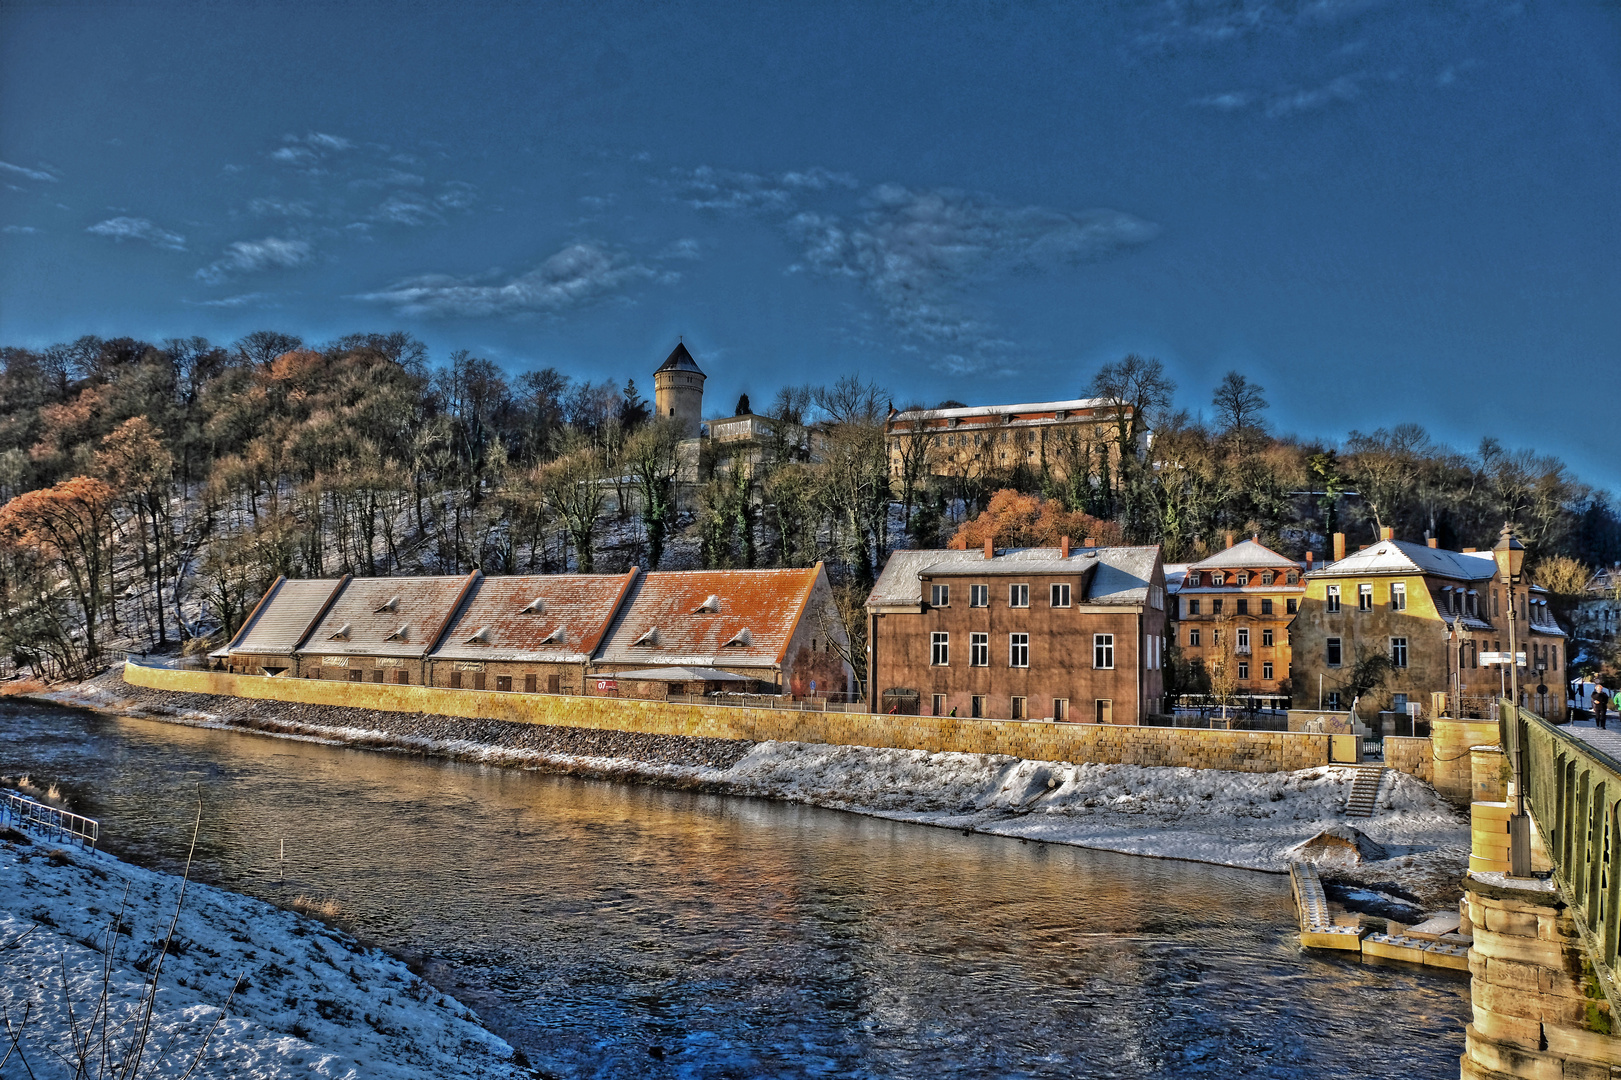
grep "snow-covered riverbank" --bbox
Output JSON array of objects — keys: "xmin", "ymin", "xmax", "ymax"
[
  {"xmin": 43, "ymin": 670, "xmax": 1471, "ymax": 909},
  {"xmin": 0, "ymin": 824, "xmax": 530, "ymax": 1079}
]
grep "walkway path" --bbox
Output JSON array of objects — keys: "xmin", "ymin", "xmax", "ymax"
[{"xmin": 1560, "ymin": 717, "xmax": 1621, "ymax": 763}]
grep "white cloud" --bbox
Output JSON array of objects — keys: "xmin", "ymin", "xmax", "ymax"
[
  {"xmin": 185, "ymin": 292, "xmax": 276, "ymax": 308},
  {"xmin": 353, "ymin": 241, "xmax": 666, "ymax": 317},
  {"xmin": 247, "ymin": 198, "xmax": 315, "ymax": 218},
  {"xmin": 3, "ymin": 225, "xmax": 38, "ymax": 235},
  {"xmin": 195, "ymin": 236, "xmax": 312, "ymax": 283},
  {"xmin": 371, "ymin": 193, "xmax": 442, "ymax": 227},
  {"xmin": 1191, "ymin": 91, "xmax": 1255, "ymax": 111},
  {"xmin": 0, "ymin": 160, "xmax": 58, "ymax": 182},
  {"xmin": 86, "ymin": 216, "xmax": 187, "ymax": 251},
  {"xmin": 304, "ymin": 132, "xmax": 353, "ymax": 152},
  {"xmin": 658, "ymin": 238, "xmax": 703, "ymax": 261},
  {"xmin": 790, "ymin": 185, "xmax": 1158, "ymax": 355},
  {"xmin": 271, "ymin": 133, "xmax": 354, "ymax": 170},
  {"xmin": 1265, "ymin": 74, "xmax": 1364, "ymax": 117}
]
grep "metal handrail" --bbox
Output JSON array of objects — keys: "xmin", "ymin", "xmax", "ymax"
[
  {"xmin": 1508, "ymin": 701, "xmax": 1620, "ymax": 1017},
  {"xmin": 2, "ymin": 791, "xmax": 100, "ymax": 850}
]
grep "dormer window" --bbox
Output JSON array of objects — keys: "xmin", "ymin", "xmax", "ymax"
[
  {"xmin": 1185, "ymin": 572, "xmax": 1200, "ymax": 588},
  {"xmin": 1236, "ymin": 573, "xmax": 1249, "ymax": 587},
  {"xmin": 539, "ymin": 627, "xmax": 564, "ymax": 645},
  {"xmin": 1211, "ymin": 572, "xmax": 1225, "ymax": 587},
  {"xmin": 633, "ymin": 628, "xmax": 658, "ymax": 647},
  {"xmin": 385, "ymin": 624, "xmax": 409, "ymax": 642},
  {"xmin": 329, "ymin": 624, "xmax": 352, "ymax": 641},
  {"xmin": 1286, "ymin": 571, "xmax": 1300, "ymax": 585},
  {"xmin": 463, "ymin": 627, "xmax": 490, "ymax": 644},
  {"xmin": 694, "ymin": 595, "xmax": 721, "ymax": 614},
  {"xmin": 520, "ymin": 598, "xmax": 546, "ymax": 614},
  {"xmin": 1261, "ymin": 571, "xmax": 1275, "ymax": 586},
  {"xmin": 374, "ymin": 596, "xmax": 399, "ymax": 614},
  {"xmin": 724, "ymin": 629, "xmax": 753, "ymax": 647}
]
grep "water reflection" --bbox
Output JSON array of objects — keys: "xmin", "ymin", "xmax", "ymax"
[{"xmin": 1, "ymin": 701, "xmax": 1469, "ymax": 1078}]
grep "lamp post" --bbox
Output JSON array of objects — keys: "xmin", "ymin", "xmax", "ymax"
[{"xmin": 1493, "ymin": 522, "xmax": 1530, "ymax": 877}]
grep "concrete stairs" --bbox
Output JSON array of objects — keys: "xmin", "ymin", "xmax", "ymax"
[{"xmin": 1345, "ymin": 764, "xmax": 1386, "ymax": 818}]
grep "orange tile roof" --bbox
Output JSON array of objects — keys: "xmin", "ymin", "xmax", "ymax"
[
  {"xmin": 429, "ymin": 570, "xmax": 638, "ymax": 663},
  {"xmin": 229, "ymin": 576, "xmax": 347, "ymax": 654},
  {"xmin": 301, "ymin": 574, "xmax": 475, "ymax": 658},
  {"xmin": 594, "ymin": 566, "xmax": 822, "ymax": 669}
]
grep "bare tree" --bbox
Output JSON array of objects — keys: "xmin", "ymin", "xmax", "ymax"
[
  {"xmin": 625, "ymin": 418, "xmax": 685, "ymax": 568},
  {"xmin": 1089, "ymin": 353, "xmax": 1175, "ymax": 539},
  {"xmin": 1211, "ymin": 370, "xmax": 1268, "ymax": 435}
]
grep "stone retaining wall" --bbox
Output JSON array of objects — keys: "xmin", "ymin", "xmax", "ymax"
[
  {"xmin": 124, "ymin": 663, "xmax": 1334, "ymax": 774},
  {"xmin": 1431, "ymin": 718, "xmax": 1501, "ymax": 806},
  {"xmin": 1384, "ymin": 736, "xmax": 1433, "ymax": 784}
]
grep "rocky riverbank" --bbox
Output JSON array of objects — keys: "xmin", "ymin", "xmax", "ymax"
[{"xmin": 40, "ymin": 668, "xmax": 1471, "ymax": 913}]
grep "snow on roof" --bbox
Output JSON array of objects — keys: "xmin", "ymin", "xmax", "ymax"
[
  {"xmin": 891, "ymin": 397, "xmax": 1118, "ymax": 423},
  {"xmin": 607, "ymin": 666, "xmax": 751, "ymax": 682},
  {"xmin": 230, "ymin": 577, "xmax": 347, "ymax": 655},
  {"xmin": 1186, "ymin": 539, "xmax": 1301, "ymax": 571},
  {"xmin": 429, "ymin": 571, "xmax": 637, "ymax": 664},
  {"xmin": 1163, "ymin": 563, "xmax": 1190, "ymax": 594},
  {"xmin": 1311, "ymin": 539, "xmax": 1498, "ymax": 582},
  {"xmin": 594, "ymin": 566, "xmax": 824, "ymax": 669},
  {"xmin": 301, "ymin": 574, "xmax": 475, "ymax": 658},
  {"xmin": 868, "ymin": 546, "xmax": 1161, "ymax": 607}
]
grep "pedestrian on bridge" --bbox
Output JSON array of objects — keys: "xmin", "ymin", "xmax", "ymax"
[{"xmin": 1594, "ymin": 683, "xmax": 1610, "ymax": 730}]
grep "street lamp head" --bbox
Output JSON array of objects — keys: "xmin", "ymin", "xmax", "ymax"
[{"xmin": 1493, "ymin": 522, "xmax": 1526, "ymax": 582}]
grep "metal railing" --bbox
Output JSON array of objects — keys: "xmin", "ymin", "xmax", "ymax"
[
  {"xmin": 2, "ymin": 791, "xmax": 100, "ymax": 850},
  {"xmin": 665, "ymin": 693, "xmax": 867, "ymax": 713},
  {"xmin": 1508, "ymin": 701, "xmax": 1620, "ymax": 1016}
]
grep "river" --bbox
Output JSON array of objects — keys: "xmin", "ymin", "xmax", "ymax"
[{"xmin": 1, "ymin": 699, "xmax": 1470, "ymax": 1079}]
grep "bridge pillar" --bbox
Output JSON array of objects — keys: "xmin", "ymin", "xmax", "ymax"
[{"xmin": 1462, "ymin": 873, "xmax": 1619, "ymax": 1080}]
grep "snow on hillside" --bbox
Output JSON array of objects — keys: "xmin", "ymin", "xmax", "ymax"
[{"xmin": 0, "ymin": 827, "xmax": 529, "ymax": 1080}]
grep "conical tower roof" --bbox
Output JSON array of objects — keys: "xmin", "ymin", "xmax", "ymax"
[{"xmin": 655, "ymin": 341, "xmax": 705, "ymax": 375}]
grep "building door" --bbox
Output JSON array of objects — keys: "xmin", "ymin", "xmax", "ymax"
[
  {"xmin": 524, "ymin": 674, "xmax": 538, "ymax": 693},
  {"xmin": 971, "ymin": 695, "xmax": 985, "ymax": 719},
  {"xmin": 547, "ymin": 674, "xmax": 562, "ymax": 693},
  {"xmin": 373, "ymin": 670, "xmax": 384, "ymax": 684},
  {"xmin": 473, "ymin": 672, "xmax": 487, "ymax": 691},
  {"xmin": 932, "ymin": 694, "xmax": 945, "ymax": 716},
  {"xmin": 1095, "ymin": 698, "xmax": 1113, "ymax": 724},
  {"xmin": 348, "ymin": 669, "xmax": 363, "ymax": 683},
  {"xmin": 396, "ymin": 670, "xmax": 410, "ymax": 685},
  {"xmin": 1053, "ymin": 698, "xmax": 1068, "ymax": 722},
  {"xmin": 450, "ymin": 671, "xmax": 462, "ymax": 689},
  {"xmin": 496, "ymin": 675, "xmax": 512, "ymax": 692}
]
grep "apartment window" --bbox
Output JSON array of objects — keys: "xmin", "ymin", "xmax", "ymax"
[
  {"xmin": 1011, "ymin": 697, "xmax": 1027, "ymax": 720},
  {"xmin": 1238, "ymin": 662, "xmax": 1249, "ymax": 680},
  {"xmin": 547, "ymin": 673, "xmax": 562, "ymax": 693},
  {"xmin": 1262, "ymin": 662, "xmax": 1274, "ymax": 680},
  {"xmin": 931, "ymin": 584, "xmax": 951, "ymax": 607},
  {"xmin": 1009, "ymin": 633, "xmax": 1030, "ymax": 668},
  {"xmin": 1213, "ymin": 629, "xmax": 1222, "ymax": 645},
  {"xmin": 1050, "ymin": 583, "xmax": 1071, "ymax": 608},
  {"xmin": 931, "ymin": 632, "xmax": 950, "ymax": 666},
  {"xmin": 1326, "ymin": 691, "xmax": 1342, "ymax": 709},
  {"xmin": 1262, "ymin": 628, "xmax": 1274, "ymax": 648},
  {"xmin": 1286, "ymin": 598, "xmax": 1298, "ymax": 615},
  {"xmin": 1390, "ymin": 582, "xmax": 1406, "ymax": 611},
  {"xmin": 1326, "ymin": 586, "xmax": 1341, "ymax": 613},
  {"xmin": 397, "ymin": 670, "xmax": 410, "ymax": 685},
  {"xmin": 1187, "ymin": 598, "xmax": 1201, "ymax": 616},
  {"xmin": 1053, "ymin": 698, "xmax": 1069, "ymax": 722},
  {"xmin": 932, "ymin": 694, "xmax": 945, "ymax": 716},
  {"xmin": 473, "ymin": 672, "xmax": 487, "ymax": 691},
  {"xmin": 1358, "ymin": 583, "xmax": 1373, "ymax": 611},
  {"xmin": 970, "ymin": 584, "xmax": 989, "ymax": 608},
  {"xmin": 1237, "ymin": 627, "xmax": 1250, "ymax": 650},
  {"xmin": 1237, "ymin": 598, "xmax": 1249, "ymax": 616},
  {"xmin": 524, "ymin": 673, "xmax": 538, "ymax": 693},
  {"xmin": 1188, "ymin": 628, "xmax": 1201, "ymax": 647},
  {"xmin": 1009, "ymin": 584, "xmax": 1029, "ymax": 608},
  {"xmin": 1093, "ymin": 633, "xmax": 1114, "ymax": 669},
  {"xmin": 1326, "ymin": 637, "xmax": 1343, "ymax": 667},
  {"xmin": 1261, "ymin": 598, "xmax": 1274, "ymax": 615},
  {"xmin": 1553, "ymin": 646, "xmax": 1559, "ymax": 670},
  {"xmin": 450, "ymin": 671, "xmax": 463, "ymax": 689},
  {"xmin": 372, "ymin": 670, "xmax": 384, "ymax": 684},
  {"xmin": 970, "ymin": 632, "xmax": 989, "ymax": 667},
  {"xmin": 971, "ymin": 695, "xmax": 985, "ymax": 719},
  {"xmin": 1095, "ymin": 699, "xmax": 1113, "ymax": 724},
  {"xmin": 1391, "ymin": 637, "xmax": 1408, "ymax": 669}
]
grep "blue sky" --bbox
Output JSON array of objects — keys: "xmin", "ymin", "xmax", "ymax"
[{"xmin": 2, "ymin": 1, "xmax": 1618, "ymax": 491}]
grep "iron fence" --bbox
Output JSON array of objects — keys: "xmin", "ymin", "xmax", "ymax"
[
  {"xmin": 1510, "ymin": 701, "xmax": 1621, "ymax": 1018},
  {"xmin": 2, "ymin": 791, "xmax": 100, "ymax": 850}
]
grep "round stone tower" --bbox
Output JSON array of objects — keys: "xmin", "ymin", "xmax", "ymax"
[{"xmin": 653, "ymin": 341, "xmax": 706, "ymax": 437}]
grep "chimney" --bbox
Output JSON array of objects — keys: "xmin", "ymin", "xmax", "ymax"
[
  {"xmin": 1061, "ymin": 535, "xmax": 1070, "ymax": 559},
  {"xmin": 1083, "ymin": 536, "xmax": 1096, "ymax": 548},
  {"xmin": 1252, "ymin": 533, "xmax": 1259, "ymax": 543},
  {"xmin": 1379, "ymin": 526, "xmax": 1394, "ymax": 542},
  {"xmin": 984, "ymin": 538, "xmax": 994, "ymax": 560},
  {"xmin": 1427, "ymin": 537, "xmax": 1439, "ymax": 548},
  {"xmin": 1462, "ymin": 547, "xmax": 1477, "ymax": 553},
  {"xmin": 1224, "ymin": 531, "xmax": 1234, "ymax": 550},
  {"xmin": 1306, "ymin": 552, "xmax": 1314, "ymax": 569},
  {"xmin": 1332, "ymin": 532, "xmax": 1346, "ymax": 562}
]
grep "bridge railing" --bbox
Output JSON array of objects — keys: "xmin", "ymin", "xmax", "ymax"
[{"xmin": 1508, "ymin": 701, "xmax": 1620, "ymax": 1016}]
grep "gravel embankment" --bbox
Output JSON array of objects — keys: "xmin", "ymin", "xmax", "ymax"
[{"xmin": 49, "ymin": 668, "xmax": 755, "ymax": 782}]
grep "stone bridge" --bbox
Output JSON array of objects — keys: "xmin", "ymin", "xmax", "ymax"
[{"xmin": 1462, "ymin": 705, "xmax": 1620, "ymax": 1079}]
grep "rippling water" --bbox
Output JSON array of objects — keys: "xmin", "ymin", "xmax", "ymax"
[{"xmin": 1, "ymin": 700, "xmax": 1470, "ymax": 1078}]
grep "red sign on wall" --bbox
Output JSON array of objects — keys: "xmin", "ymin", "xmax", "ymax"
[{"xmin": 595, "ymin": 678, "xmax": 619, "ymax": 693}]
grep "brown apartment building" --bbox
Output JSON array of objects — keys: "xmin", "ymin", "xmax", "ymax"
[
  {"xmin": 865, "ymin": 540, "xmax": 1168, "ymax": 723},
  {"xmin": 884, "ymin": 397, "xmax": 1139, "ymax": 483},
  {"xmin": 1166, "ymin": 538, "xmax": 1305, "ymax": 699}
]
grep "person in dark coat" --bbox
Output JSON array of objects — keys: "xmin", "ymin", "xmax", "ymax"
[{"xmin": 1594, "ymin": 683, "xmax": 1611, "ymax": 730}]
